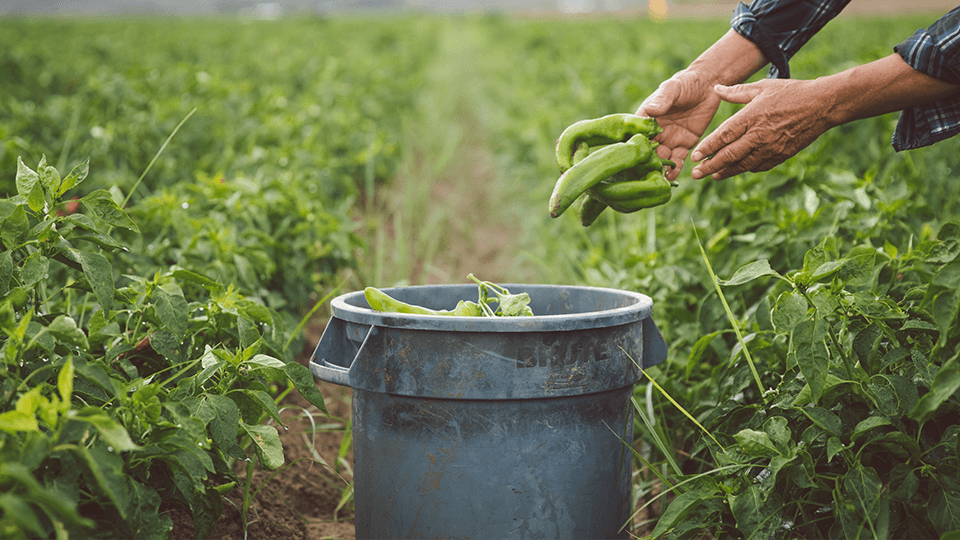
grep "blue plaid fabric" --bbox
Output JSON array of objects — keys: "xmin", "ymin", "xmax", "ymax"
[{"xmin": 730, "ymin": 1, "xmax": 960, "ymax": 151}]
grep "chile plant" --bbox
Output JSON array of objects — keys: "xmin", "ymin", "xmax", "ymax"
[
  {"xmin": 639, "ymin": 225, "xmax": 960, "ymax": 539},
  {"xmin": 0, "ymin": 157, "xmax": 327, "ymax": 539}
]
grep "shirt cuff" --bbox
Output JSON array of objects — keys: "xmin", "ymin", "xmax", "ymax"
[
  {"xmin": 892, "ymin": 104, "xmax": 960, "ymax": 151},
  {"xmin": 730, "ymin": 2, "xmax": 791, "ymax": 79}
]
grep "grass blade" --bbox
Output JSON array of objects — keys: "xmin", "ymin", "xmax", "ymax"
[{"xmin": 692, "ymin": 224, "xmax": 767, "ymax": 401}]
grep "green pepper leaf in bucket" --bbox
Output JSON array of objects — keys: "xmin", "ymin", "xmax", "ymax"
[{"xmin": 468, "ymin": 273, "xmax": 534, "ymax": 317}]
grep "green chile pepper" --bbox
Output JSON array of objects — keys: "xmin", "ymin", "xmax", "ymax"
[
  {"xmin": 556, "ymin": 114, "xmax": 661, "ymax": 173},
  {"xmin": 594, "ymin": 171, "xmax": 673, "ymax": 212},
  {"xmin": 365, "ymin": 287, "xmax": 485, "ymax": 317},
  {"xmin": 549, "ymin": 133, "xmax": 654, "ymax": 218},
  {"xmin": 365, "ymin": 287, "xmax": 452, "ymax": 315},
  {"xmin": 577, "ymin": 193, "xmax": 608, "ymax": 227}
]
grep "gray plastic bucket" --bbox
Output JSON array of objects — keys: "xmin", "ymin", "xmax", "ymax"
[{"xmin": 309, "ymin": 283, "xmax": 666, "ymax": 540}]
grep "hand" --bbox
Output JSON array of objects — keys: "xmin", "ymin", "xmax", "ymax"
[
  {"xmin": 637, "ymin": 70, "xmax": 723, "ymax": 182},
  {"xmin": 690, "ymin": 78, "xmax": 834, "ymax": 180}
]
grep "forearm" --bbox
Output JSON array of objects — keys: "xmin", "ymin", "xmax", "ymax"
[
  {"xmin": 822, "ymin": 53, "xmax": 960, "ymax": 128},
  {"xmin": 687, "ymin": 29, "xmax": 769, "ymax": 87}
]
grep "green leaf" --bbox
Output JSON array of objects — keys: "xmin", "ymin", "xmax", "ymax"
[
  {"xmin": 851, "ymin": 416, "xmax": 892, "ymax": 443},
  {"xmin": 170, "ymin": 269, "xmax": 223, "ymax": 293},
  {"xmin": 240, "ymin": 422, "xmax": 284, "ymax": 470},
  {"xmin": 793, "ymin": 319, "xmax": 829, "ymax": 405},
  {"xmin": 15, "ymin": 157, "xmax": 39, "ymax": 198},
  {"xmin": 763, "ymin": 416, "xmax": 791, "ymax": 450},
  {"xmin": 238, "ymin": 314, "xmax": 261, "ymax": 348},
  {"xmin": 231, "ymin": 389, "xmax": 284, "ymax": 428},
  {"xmin": 37, "ymin": 155, "xmax": 61, "ymax": 195},
  {"xmin": 650, "ymin": 490, "xmax": 706, "ymax": 539},
  {"xmin": 0, "ymin": 410, "xmax": 39, "ymax": 433},
  {"xmin": 851, "ymin": 291, "xmax": 907, "ymax": 320},
  {"xmin": 76, "ymin": 409, "xmax": 140, "ymax": 451},
  {"xmin": 796, "ymin": 406, "xmax": 842, "ymax": 437},
  {"xmin": 245, "ymin": 354, "xmax": 286, "ymax": 370},
  {"xmin": 148, "ymin": 329, "xmax": 182, "ymax": 361},
  {"xmin": 888, "ymin": 463, "xmax": 919, "ymax": 502},
  {"xmin": 0, "ymin": 493, "xmax": 45, "ymax": 536},
  {"xmin": 58, "ymin": 357, "xmax": 74, "ymax": 404},
  {"xmin": 125, "ymin": 481, "xmax": 173, "ymax": 540},
  {"xmin": 687, "ymin": 330, "xmax": 722, "ymax": 378},
  {"xmin": 720, "ymin": 259, "xmax": 783, "ymax": 286},
  {"xmin": 928, "ymin": 221, "xmax": 960, "ymax": 263},
  {"xmin": 870, "ymin": 431, "xmax": 921, "ymax": 460},
  {"xmin": 73, "ymin": 443, "xmax": 130, "ymax": 519},
  {"xmin": 496, "ymin": 290, "xmax": 533, "ymax": 316},
  {"xmin": 20, "ymin": 251, "xmax": 49, "ymax": 288},
  {"xmin": 48, "ymin": 315, "xmax": 90, "ymax": 350},
  {"xmin": 1, "ymin": 204, "xmax": 29, "ymax": 248},
  {"xmin": 239, "ymin": 301, "xmax": 273, "ymax": 324},
  {"xmin": 77, "ymin": 250, "xmax": 114, "ymax": 312},
  {"xmin": 729, "ymin": 484, "xmax": 783, "ymax": 540},
  {"xmin": 844, "ymin": 463, "xmax": 882, "ymax": 520},
  {"xmin": 929, "ymin": 487, "xmax": 960, "ymax": 534},
  {"xmin": 853, "ymin": 324, "xmax": 881, "ymax": 369},
  {"xmin": 930, "ymin": 287, "xmax": 960, "ymax": 352},
  {"xmin": 283, "ymin": 361, "xmax": 328, "ymax": 415},
  {"xmin": 58, "ymin": 158, "xmax": 89, "ymax": 196},
  {"xmin": 26, "ymin": 180, "xmax": 45, "ymax": 214},
  {"xmin": 910, "ymin": 353, "xmax": 960, "ymax": 424},
  {"xmin": 810, "ymin": 259, "xmax": 845, "ymax": 282},
  {"xmin": 826, "ymin": 436, "xmax": 845, "ymax": 462},
  {"xmin": 771, "ymin": 291, "xmax": 808, "ymax": 334},
  {"xmin": 198, "ymin": 394, "xmax": 243, "ymax": 457},
  {"xmin": 839, "ymin": 245, "xmax": 877, "ymax": 287},
  {"xmin": 80, "ymin": 189, "xmax": 140, "ymax": 232},
  {"xmin": 155, "ymin": 285, "xmax": 188, "ymax": 338},
  {"xmin": 734, "ymin": 428, "xmax": 781, "ymax": 457},
  {"xmin": 0, "ymin": 251, "xmax": 12, "ymax": 295},
  {"xmin": 932, "ymin": 259, "xmax": 960, "ymax": 291}
]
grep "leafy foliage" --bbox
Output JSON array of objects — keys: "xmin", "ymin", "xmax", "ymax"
[
  {"xmin": 2, "ymin": 12, "xmax": 960, "ymax": 540},
  {"xmin": 0, "ymin": 158, "xmax": 327, "ymax": 539},
  {"xmin": 643, "ymin": 226, "xmax": 960, "ymax": 539}
]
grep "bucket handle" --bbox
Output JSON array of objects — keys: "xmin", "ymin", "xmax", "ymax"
[
  {"xmin": 308, "ymin": 317, "xmax": 376, "ymax": 388},
  {"xmin": 641, "ymin": 317, "xmax": 668, "ymax": 369},
  {"xmin": 310, "ymin": 358, "xmax": 351, "ymax": 387}
]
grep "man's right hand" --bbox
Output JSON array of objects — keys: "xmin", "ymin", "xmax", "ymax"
[{"xmin": 637, "ymin": 69, "xmax": 723, "ymax": 182}]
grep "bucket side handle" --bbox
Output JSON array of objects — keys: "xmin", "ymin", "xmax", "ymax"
[
  {"xmin": 309, "ymin": 317, "xmax": 376, "ymax": 387},
  {"xmin": 642, "ymin": 317, "xmax": 668, "ymax": 368}
]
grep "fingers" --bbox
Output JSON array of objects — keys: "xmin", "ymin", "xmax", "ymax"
[
  {"xmin": 688, "ymin": 82, "xmax": 767, "ymax": 180},
  {"xmin": 713, "ymin": 82, "xmax": 764, "ymax": 105},
  {"xmin": 690, "ymin": 113, "xmax": 749, "ymax": 166}
]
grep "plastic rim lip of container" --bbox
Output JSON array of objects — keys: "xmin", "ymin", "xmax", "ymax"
[{"xmin": 329, "ymin": 283, "xmax": 655, "ymax": 333}]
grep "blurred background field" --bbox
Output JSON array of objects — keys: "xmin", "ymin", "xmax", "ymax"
[{"xmin": 3, "ymin": 2, "xmax": 959, "ymax": 538}]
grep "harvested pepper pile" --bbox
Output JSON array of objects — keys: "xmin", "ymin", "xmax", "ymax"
[
  {"xmin": 550, "ymin": 113, "xmax": 676, "ymax": 226},
  {"xmin": 364, "ymin": 274, "xmax": 534, "ymax": 317}
]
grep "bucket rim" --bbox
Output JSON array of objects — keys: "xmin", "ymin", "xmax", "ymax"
[{"xmin": 330, "ymin": 283, "xmax": 654, "ymax": 332}]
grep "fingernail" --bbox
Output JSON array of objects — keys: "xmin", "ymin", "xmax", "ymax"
[{"xmin": 691, "ymin": 151, "xmax": 702, "ymax": 161}]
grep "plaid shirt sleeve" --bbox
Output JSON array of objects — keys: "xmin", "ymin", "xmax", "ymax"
[
  {"xmin": 732, "ymin": 1, "xmax": 960, "ymax": 151},
  {"xmin": 892, "ymin": 6, "xmax": 960, "ymax": 151},
  {"xmin": 730, "ymin": 0, "xmax": 853, "ymax": 79}
]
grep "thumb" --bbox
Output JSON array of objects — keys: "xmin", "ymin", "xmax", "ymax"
[
  {"xmin": 639, "ymin": 79, "xmax": 681, "ymax": 117},
  {"xmin": 714, "ymin": 82, "xmax": 764, "ymax": 105}
]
